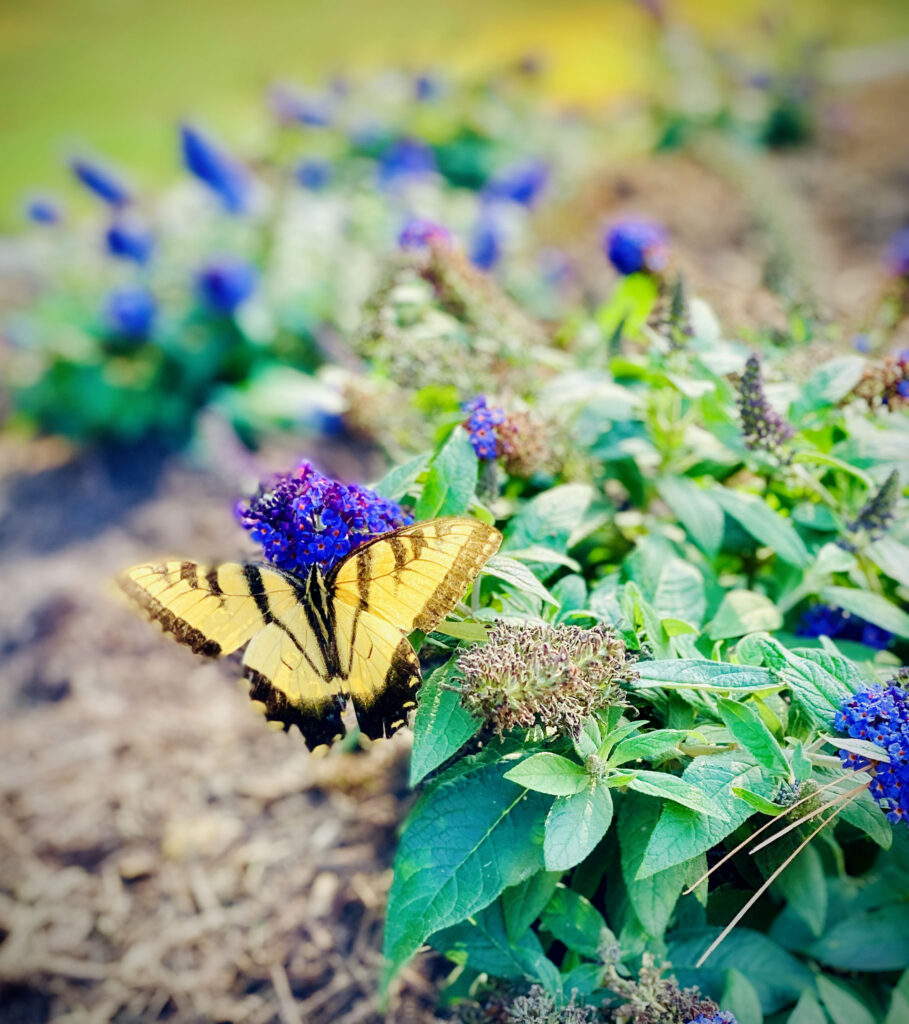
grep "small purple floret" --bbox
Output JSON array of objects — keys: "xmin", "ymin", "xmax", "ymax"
[
  {"xmin": 685, "ymin": 1015, "xmax": 737, "ymax": 1024},
  {"xmin": 604, "ymin": 219, "xmax": 668, "ymax": 275},
  {"xmin": 797, "ymin": 604, "xmax": 892, "ymax": 650},
  {"xmin": 236, "ymin": 460, "xmax": 413, "ymax": 576},
  {"xmin": 397, "ymin": 217, "xmax": 451, "ymax": 250},
  {"xmin": 464, "ymin": 396, "xmax": 505, "ymax": 460}
]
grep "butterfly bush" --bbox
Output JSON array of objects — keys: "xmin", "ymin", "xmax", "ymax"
[
  {"xmin": 607, "ymin": 955, "xmax": 729, "ymax": 1024},
  {"xmin": 735, "ymin": 354, "xmax": 793, "ymax": 458},
  {"xmin": 236, "ymin": 460, "xmax": 412, "ymax": 575},
  {"xmin": 836, "ymin": 683, "xmax": 909, "ymax": 823}
]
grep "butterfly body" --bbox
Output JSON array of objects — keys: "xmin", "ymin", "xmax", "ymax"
[{"xmin": 119, "ymin": 518, "xmax": 500, "ymax": 749}]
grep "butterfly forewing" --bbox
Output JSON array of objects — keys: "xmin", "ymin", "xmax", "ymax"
[{"xmin": 329, "ymin": 518, "xmax": 502, "ymax": 634}]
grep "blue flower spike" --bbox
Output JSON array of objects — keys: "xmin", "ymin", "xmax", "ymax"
[
  {"xmin": 196, "ymin": 257, "xmax": 258, "ymax": 314},
  {"xmin": 26, "ymin": 196, "xmax": 63, "ymax": 225},
  {"xmin": 464, "ymin": 395, "xmax": 505, "ymax": 460},
  {"xmin": 105, "ymin": 219, "xmax": 154, "ymax": 265},
  {"xmin": 180, "ymin": 123, "xmax": 251, "ymax": 214},
  {"xmin": 604, "ymin": 218, "xmax": 669, "ymax": 275},
  {"xmin": 70, "ymin": 157, "xmax": 132, "ymax": 207},
  {"xmin": 236, "ymin": 460, "xmax": 413, "ymax": 576}
]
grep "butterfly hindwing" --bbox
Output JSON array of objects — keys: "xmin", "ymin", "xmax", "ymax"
[{"xmin": 328, "ymin": 518, "xmax": 502, "ymax": 634}]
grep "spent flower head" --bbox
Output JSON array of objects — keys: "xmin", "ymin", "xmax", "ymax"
[
  {"xmin": 609, "ymin": 954, "xmax": 722, "ymax": 1024},
  {"xmin": 236, "ymin": 460, "xmax": 413, "ymax": 576},
  {"xmin": 852, "ymin": 351, "xmax": 909, "ymax": 412},
  {"xmin": 836, "ymin": 683, "xmax": 909, "ymax": 824},
  {"xmin": 735, "ymin": 354, "xmax": 793, "ymax": 460},
  {"xmin": 458, "ymin": 622, "xmax": 634, "ymax": 737}
]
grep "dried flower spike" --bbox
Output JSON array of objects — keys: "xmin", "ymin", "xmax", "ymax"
[
  {"xmin": 457, "ymin": 622, "xmax": 634, "ymax": 737},
  {"xmin": 608, "ymin": 953, "xmax": 723, "ymax": 1024},
  {"xmin": 852, "ymin": 351, "xmax": 909, "ymax": 412},
  {"xmin": 735, "ymin": 354, "xmax": 793, "ymax": 460}
]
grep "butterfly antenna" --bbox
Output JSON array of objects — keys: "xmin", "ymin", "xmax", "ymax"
[
  {"xmin": 695, "ymin": 786, "xmax": 865, "ymax": 969},
  {"xmin": 747, "ymin": 779, "xmax": 870, "ymax": 856},
  {"xmin": 682, "ymin": 774, "xmax": 847, "ymax": 896}
]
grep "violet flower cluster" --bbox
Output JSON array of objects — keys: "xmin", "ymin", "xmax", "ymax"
[
  {"xmin": 836, "ymin": 683, "xmax": 909, "ymax": 824},
  {"xmin": 236, "ymin": 460, "xmax": 413, "ymax": 576},
  {"xmin": 736, "ymin": 354, "xmax": 793, "ymax": 459},
  {"xmin": 464, "ymin": 395, "xmax": 506, "ymax": 460},
  {"xmin": 797, "ymin": 604, "xmax": 892, "ymax": 650}
]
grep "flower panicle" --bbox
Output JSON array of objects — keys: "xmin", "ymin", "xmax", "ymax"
[
  {"xmin": 457, "ymin": 622, "xmax": 635, "ymax": 737},
  {"xmin": 836, "ymin": 683, "xmax": 909, "ymax": 824},
  {"xmin": 843, "ymin": 469, "xmax": 901, "ymax": 546},
  {"xmin": 463, "ymin": 396, "xmax": 554, "ymax": 477},
  {"xmin": 735, "ymin": 354, "xmax": 793, "ymax": 460},
  {"xmin": 236, "ymin": 460, "xmax": 413, "ymax": 576}
]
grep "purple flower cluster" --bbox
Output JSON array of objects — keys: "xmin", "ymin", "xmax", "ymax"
[
  {"xmin": 836, "ymin": 684, "xmax": 909, "ymax": 824},
  {"xmin": 604, "ymin": 219, "xmax": 669, "ymax": 275},
  {"xmin": 378, "ymin": 137, "xmax": 436, "ymax": 188},
  {"xmin": 464, "ymin": 396, "xmax": 505, "ymax": 460},
  {"xmin": 397, "ymin": 217, "xmax": 451, "ymax": 251},
  {"xmin": 797, "ymin": 604, "xmax": 892, "ymax": 650},
  {"xmin": 685, "ymin": 1015, "xmax": 737, "ymax": 1024},
  {"xmin": 236, "ymin": 460, "xmax": 413, "ymax": 576},
  {"xmin": 196, "ymin": 257, "xmax": 257, "ymax": 314},
  {"xmin": 736, "ymin": 354, "xmax": 793, "ymax": 458}
]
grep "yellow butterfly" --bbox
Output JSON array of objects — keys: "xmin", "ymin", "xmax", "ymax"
[{"xmin": 119, "ymin": 518, "xmax": 501, "ymax": 749}]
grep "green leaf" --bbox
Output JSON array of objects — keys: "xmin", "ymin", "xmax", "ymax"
[
  {"xmin": 869, "ymin": 536, "xmax": 909, "ymax": 588},
  {"xmin": 717, "ymin": 697, "xmax": 790, "ymax": 777},
  {"xmin": 410, "ymin": 659, "xmax": 482, "ymax": 787},
  {"xmin": 809, "ymin": 904, "xmax": 909, "ymax": 971},
  {"xmin": 483, "ymin": 555, "xmax": 559, "ymax": 605},
  {"xmin": 504, "ymin": 753, "xmax": 591, "ymax": 796},
  {"xmin": 653, "ymin": 558, "xmax": 707, "ymax": 626},
  {"xmin": 628, "ymin": 770, "xmax": 725, "ymax": 818},
  {"xmin": 544, "ymin": 785, "xmax": 614, "ymax": 871},
  {"xmin": 707, "ymin": 590, "xmax": 783, "ymax": 640},
  {"xmin": 505, "ymin": 546, "xmax": 582, "ymax": 571},
  {"xmin": 501, "ymin": 870, "xmax": 561, "ymax": 943},
  {"xmin": 415, "ymin": 427, "xmax": 478, "ymax": 519},
  {"xmin": 816, "ymin": 975, "xmax": 878, "ymax": 1024},
  {"xmin": 753, "ymin": 637, "xmax": 851, "ymax": 729},
  {"xmin": 669, "ymin": 927, "xmax": 814, "ymax": 1013},
  {"xmin": 711, "ymin": 487, "xmax": 811, "ymax": 567},
  {"xmin": 372, "ymin": 452, "xmax": 430, "ymax": 501},
  {"xmin": 639, "ymin": 751, "xmax": 776, "ymax": 877},
  {"xmin": 503, "ymin": 483, "xmax": 594, "ymax": 555},
  {"xmin": 788, "ymin": 990, "xmax": 829, "ymax": 1024},
  {"xmin": 799, "ymin": 355, "xmax": 867, "ymax": 408},
  {"xmin": 657, "ymin": 476, "xmax": 724, "ymax": 558},
  {"xmin": 619, "ymin": 793, "xmax": 688, "ymax": 938},
  {"xmin": 434, "ymin": 620, "xmax": 490, "ymax": 642},
  {"xmin": 722, "ymin": 968, "xmax": 764, "ymax": 1024},
  {"xmin": 611, "ymin": 729, "xmax": 690, "ymax": 766},
  {"xmin": 731, "ymin": 788, "xmax": 788, "ymax": 815},
  {"xmin": 772, "ymin": 843, "xmax": 826, "ymax": 938},
  {"xmin": 634, "ymin": 659, "xmax": 777, "ymax": 693},
  {"xmin": 820, "ymin": 586, "xmax": 909, "ymax": 640},
  {"xmin": 383, "ymin": 759, "xmax": 551, "ymax": 980},
  {"xmin": 539, "ymin": 884, "xmax": 615, "ymax": 958},
  {"xmin": 886, "ymin": 971, "xmax": 909, "ymax": 1024},
  {"xmin": 595, "ymin": 272, "xmax": 659, "ymax": 337},
  {"xmin": 431, "ymin": 900, "xmax": 553, "ymax": 982},
  {"xmin": 834, "ymin": 785, "xmax": 892, "ymax": 849}
]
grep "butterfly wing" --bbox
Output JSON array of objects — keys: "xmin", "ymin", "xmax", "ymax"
[
  {"xmin": 328, "ymin": 517, "xmax": 502, "ymax": 635},
  {"xmin": 119, "ymin": 560, "xmax": 300, "ymax": 656}
]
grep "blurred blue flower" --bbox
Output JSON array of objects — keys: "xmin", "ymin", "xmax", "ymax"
[
  {"xmin": 885, "ymin": 227, "xmax": 909, "ymax": 278},
  {"xmin": 484, "ymin": 160, "xmax": 548, "ymax": 207},
  {"xmin": 604, "ymin": 219, "xmax": 669, "ymax": 275},
  {"xmin": 797, "ymin": 603, "xmax": 892, "ymax": 649},
  {"xmin": 180, "ymin": 123, "xmax": 250, "ymax": 214},
  {"xmin": 236, "ymin": 459, "xmax": 413, "ymax": 576},
  {"xmin": 469, "ymin": 216, "xmax": 503, "ymax": 271},
  {"xmin": 105, "ymin": 220, "xmax": 154, "ymax": 264},
  {"xmin": 397, "ymin": 217, "xmax": 451, "ymax": 250},
  {"xmin": 414, "ymin": 72, "xmax": 442, "ymax": 102},
  {"xmin": 104, "ymin": 285, "xmax": 156, "ymax": 339},
  {"xmin": 853, "ymin": 333, "xmax": 872, "ymax": 354},
  {"xmin": 196, "ymin": 257, "xmax": 257, "ymax": 314},
  {"xmin": 295, "ymin": 158, "xmax": 333, "ymax": 191},
  {"xmin": 685, "ymin": 1015, "xmax": 737, "ymax": 1024},
  {"xmin": 269, "ymin": 85, "xmax": 332, "ymax": 127},
  {"xmin": 70, "ymin": 157, "xmax": 132, "ymax": 207},
  {"xmin": 378, "ymin": 137, "xmax": 436, "ymax": 188},
  {"xmin": 25, "ymin": 196, "xmax": 63, "ymax": 225}
]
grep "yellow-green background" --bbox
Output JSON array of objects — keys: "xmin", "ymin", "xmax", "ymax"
[{"xmin": 1, "ymin": 0, "xmax": 907, "ymax": 224}]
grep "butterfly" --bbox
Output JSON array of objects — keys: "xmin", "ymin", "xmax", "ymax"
[{"xmin": 119, "ymin": 517, "xmax": 501, "ymax": 750}]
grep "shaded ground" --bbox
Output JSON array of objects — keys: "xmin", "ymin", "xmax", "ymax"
[{"xmin": 1, "ymin": 71, "xmax": 907, "ymax": 1024}]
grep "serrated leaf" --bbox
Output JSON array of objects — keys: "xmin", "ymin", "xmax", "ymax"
[
  {"xmin": 886, "ymin": 971, "xmax": 909, "ymax": 1024},
  {"xmin": 639, "ymin": 751, "xmax": 776, "ymax": 877},
  {"xmin": 539, "ymin": 884, "xmax": 614, "ymax": 958},
  {"xmin": 753, "ymin": 637, "xmax": 851, "ymax": 729},
  {"xmin": 712, "ymin": 487, "xmax": 811, "ymax": 567},
  {"xmin": 820, "ymin": 586, "xmax": 909, "ymax": 640},
  {"xmin": 501, "ymin": 870, "xmax": 561, "ymax": 943},
  {"xmin": 628, "ymin": 770, "xmax": 725, "ymax": 818},
  {"xmin": 544, "ymin": 784, "xmax": 614, "ymax": 871},
  {"xmin": 410, "ymin": 659, "xmax": 482, "ymax": 787},
  {"xmin": 707, "ymin": 590, "xmax": 783, "ymax": 640},
  {"xmin": 772, "ymin": 842, "xmax": 826, "ymax": 938},
  {"xmin": 483, "ymin": 555, "xmax": 559, "ymax": 606},
  {"xmin": 383, "ymin": 759, "xmax": 551, "ymax": 980},
  {"xmin": 372, "ymin": 452, "xmax": 430, "ymax": 501},
  {"xmin": 619, "ymin": 793, "xmax": 688, "ymax": 937},
  {"xmin": 717, "ymin": 697, "xmax": 790, "ymax": 777},
  {"xmin": 653, "ymin": 558, "xmax": 707, "ymax": 626},
  {"xmin": 504, "ymin": 753, "xmax": 590, "ymax": 796},
  {"xmin": 833, "ymin": 782, "xmax": 892, "ymax": 849},
  {"xmin": 415, "ymin": 427, "xmax": 478, "ymax": 519},
  {"xmin": 611, "ymin": 729, "xmax": 690, "ymax": 766},
  {"xmin": 502, "ymin": 484, "xmax": 594, "ymax": 555},
  {"xmin": 657, "ymin": 477, "xmax": 725, "ymax": 558}
]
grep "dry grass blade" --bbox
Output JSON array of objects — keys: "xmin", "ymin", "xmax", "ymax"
[{"xmin": 747, "ymin": 781, "xmax": 870, "ymax": 855}]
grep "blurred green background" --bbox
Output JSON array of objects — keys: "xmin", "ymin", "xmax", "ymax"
[{"xmin": 1, "ymin": 0, "xmax": 907, "ymax": 224}]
